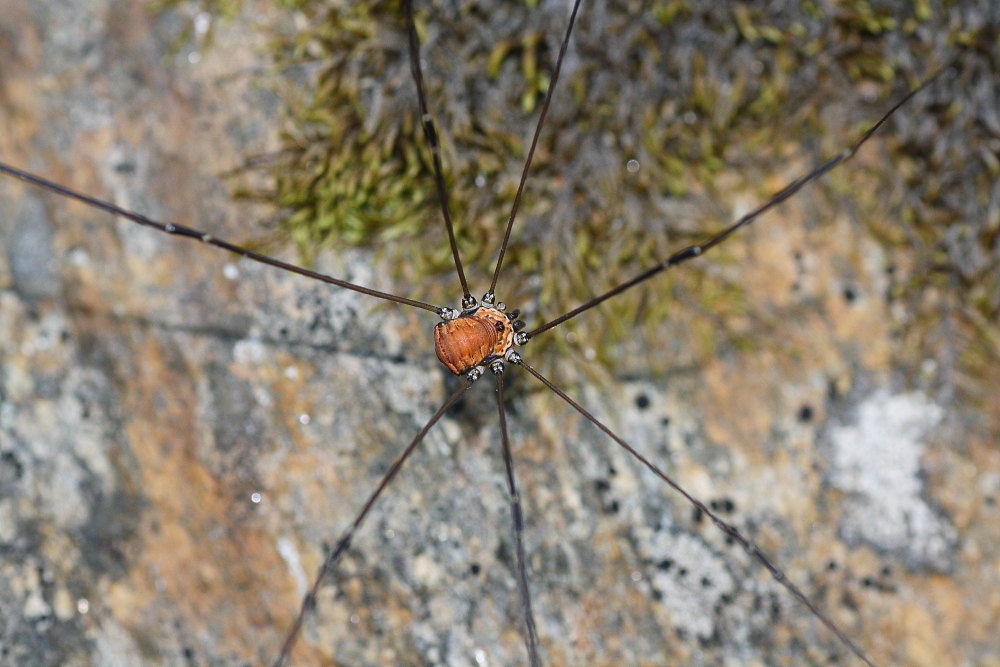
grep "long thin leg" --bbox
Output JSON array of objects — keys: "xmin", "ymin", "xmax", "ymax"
[
  {"xmin": 494, "ymin": 371, "xmax": 541, "ymax": 667},
  {"xmin": 404, "ymin": 0, "xmax": 472, "ymax": 304},
  {"xmin": 272, "ymin": 380, "xmax": 472, "ymax": 667},
  {"xmin": 488, "ymin": 0, "xmax": 584, "ymax": 297},
  {"xmin": 527, "ymin": 66, "xmax": 948, "ymax": 338},
  {"xmin": 0, "ymin": 163, "xmax": 444, "ymax": 314},
  {"xmin": 517, "ymin": 361, "xmax": 876, "ymax": 667}
]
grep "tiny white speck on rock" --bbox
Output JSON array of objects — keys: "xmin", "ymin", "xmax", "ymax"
[
  {"xmin": 233, "ymin": 338, "xmax": 267, "ymax": 364},
  {"xmin": 277, "ymin": 537, "xmax": 308, "ymax": 600},
  {"xmin": 23, "ymin": 589, "xmax": 51, "ymax": 620},
  {"xmin": 68, "ymin": 247, "xmax": 89, "ymax": 267},
  {"xmin": 193, "ymin": 11, "xmax": 211, "ymax": 37}
]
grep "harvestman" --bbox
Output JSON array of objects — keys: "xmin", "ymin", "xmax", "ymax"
[{"xmin": 0, "ymin": 1, "xmax": 950, "ymax": 664}]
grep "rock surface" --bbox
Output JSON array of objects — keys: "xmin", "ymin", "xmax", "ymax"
[{"xmin": 0, "ymin": 1, "xmax": 997, "ymax": 666}]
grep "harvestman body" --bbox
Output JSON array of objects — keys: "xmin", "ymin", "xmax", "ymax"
[
  {"xmin": 433, "ymin": 295, "xmax": 526, "ymax": 379},
  {"xmin": 0, "ymin": 0, "xmax": 957, "ymax": 664}
]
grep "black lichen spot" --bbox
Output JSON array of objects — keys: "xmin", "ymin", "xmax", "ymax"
[
  {"xmin": 657, "ymin": 559, "xmax": 674, "ymax": 571},
  {"xmin": 635, "ymin": 393, "xmax": 651, "ymax": 410},
  {"xmin": 797, "ymin": 404, "xmax": 814, "ymax": 422},
  {"xmin": 843, "ymin": 286, "xmax": 857, "ymax": 303},
  {"xmin": 826, "ymin": 378, "xmax": 840, "ymax": 401},
  {"xmin": 1, "ymin": 451, "xmax": 24, "ymax": 483},
  {"xmin": 708, "ymin": 498, "xmax": 735, "ymax": 513},
  {"xmin": 469, "ymin": 562, "xmax": 481, "ymax": 575},
  {"xmin": 593, "ymin": 478, "xmax": 619, "ymax": 514}
]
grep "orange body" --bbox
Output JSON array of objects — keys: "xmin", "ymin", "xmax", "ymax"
[{"xmin": 434, "ymin": 306, "xmax": 514, "ymax": 375}]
